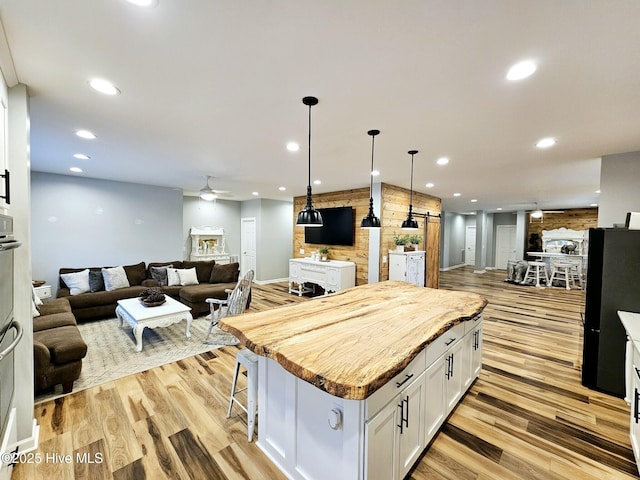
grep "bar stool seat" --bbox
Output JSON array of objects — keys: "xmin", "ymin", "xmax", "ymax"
[
  {"xmin": 521, "ymin": 261, "xmax": 549, "ymax": 288},
  {"xmin": 549, "ymin": 262, "xmax": 576, "ymax": 290},
  {"xmin": 227, "ymin": 348, "xmax": 259, "ymax": 441}
]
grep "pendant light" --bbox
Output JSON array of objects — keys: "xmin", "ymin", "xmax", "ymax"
[
  {"xmin": 401, "ymin": 150, "xmax": 420, "ymax": 230},
  {"xmin": 296, "ymin": 96, "xmax": 323, "ymax": 227},
  {"xmin": 361, "ymin": 129, "xmax": 381, "ymax": 229}
]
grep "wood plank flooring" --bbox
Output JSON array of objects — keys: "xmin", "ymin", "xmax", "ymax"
[{"xmin": 13, "ymin": 269, "xmax": 639, "ymax": 479}]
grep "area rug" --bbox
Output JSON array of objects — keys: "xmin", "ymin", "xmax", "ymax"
[{"xmin": 35, "ymin": 315, "xmax": 238, "ymax": 404}]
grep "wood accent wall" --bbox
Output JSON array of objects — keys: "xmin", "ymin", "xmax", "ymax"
[
  {"xmin": 525, "ymin": 208, "xmax": 598, "ymax": 250},
  {"xmin": 293, "ymin": 188, "xmax": 371, "ymax": 285},
  {"xmin": 380, "ymin": 183, "xmax": 442, "ymax": 288},
  {"xmin": 293, "ymin": 183, "xmax": 442, "ymax": 288}
]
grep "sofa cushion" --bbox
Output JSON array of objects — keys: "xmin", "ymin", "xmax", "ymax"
[
  {"xmin": 102, "ymin": 266, "xmax": 131, "ymax": 291},
  {"xmin": 64, "ymin": 286, "xmax": 147, "ymax": 309},
  {"xmin": 183, "ymin": 260, "xmax": 215, "ymax": 284},
  {"xmin": 38, "ymin": 297, "xmax": 72, "ymax": 316},
  {"xmin": 210, "ymin": 262, "xmax": 240, "ymax": 284},
  {"xmin": 33, "ymin": 325, "xmax": 87, "ymax": 364},
  {"xmin": 123, "ymin": 262, "xmax": 147, "ymax": 286},
  {"xmin": 60, "ymin": 269, "xmax": 91, "ymax": 295},
  {"xmin": 89, "ymin": 270, "xmax": 105, "ymax": 292},
  {"xmin": 33, "ymin": 311, "xmax": 77, "ymax": 332},
  {"xmin": 148, "ymin": 261, "xmax": 183, "ymax": 274},
  {"xmin": 167, "ymin": 267, "xmax": 181, "ymax": 286},
  {"xmin": 179, "ymin": 282, "xmax": 237, "ymax": 304}
]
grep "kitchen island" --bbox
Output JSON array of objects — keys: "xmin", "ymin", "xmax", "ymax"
[{"xmin": 220, "ymin": 281, "xmax": 487, "ymax": 480}]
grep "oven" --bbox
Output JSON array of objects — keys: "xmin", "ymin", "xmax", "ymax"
[{"xmin": 0, "ymin": 214, "xmax": 22, "ymax": 440}]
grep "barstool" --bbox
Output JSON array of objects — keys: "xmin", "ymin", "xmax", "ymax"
[
  {"xmin": 549, "ymin": 262, "xmax": 576, "ymax": 290},
  {"xmin": 521, "ymin": 261, "xmax": 549, "ymax": 288},
  {"xmin": 227, "ymin": 348, "xmax": 259, "ymax": 441}
]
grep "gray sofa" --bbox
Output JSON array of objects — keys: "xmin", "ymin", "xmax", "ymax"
[{"xmin": 57, "ymin": 260, "xmax": 244, "ymax": 321}]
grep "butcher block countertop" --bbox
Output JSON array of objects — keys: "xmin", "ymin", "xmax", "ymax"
[{"xmin": 220, "ymin": 281, "xmax": 488, "ymax": 400}]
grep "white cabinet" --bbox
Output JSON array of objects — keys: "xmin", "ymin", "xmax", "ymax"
[
  {"xmin": 189, "ymin": 226, "xmax": 230, "ymax": 264},
  {"xmin": 389, "ymin": 251, "xmax": 425, "ymax": 287},
  {"xmin": 620, "ymin": 311, "xmax": 640, "ymax": 469},
  {"xmin": 288, "ymin": 258, "xmax": 356, "ymax": 296}
]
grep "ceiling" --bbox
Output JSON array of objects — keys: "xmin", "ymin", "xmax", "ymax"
[{"xmin": 1, "ymin": 1, "xmax": 639, "ymax": 214}]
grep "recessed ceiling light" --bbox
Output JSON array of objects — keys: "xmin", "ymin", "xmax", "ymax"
[
  {"xmin": 126, "ymin": 0, "xmax": 158, "ymax": 7},
  {"xmin": 313, "ymin": 180, "xmax": 321, "ymax": 185},
  {"xmin": 88, "ymin": 78, "xmax": 120, "ymax": 96},
  {"xmin": 506, "ymin": 60, "xmax": 537, "ymax": 81},
  {"xmin": 286, "ymin": 142, "xmax": 300, "ymax": 152},
  {"xmin": 76, "ymin": 129, "xmax": 96, "ymax": 139},
  {"xmin": 425, "ymin": 183, "xmax": 434, "ymax": 188},
  {"xmin": 471, "ymin": 199, "xmax": 478, "ymax": 203},
  {"xmin": 74, "ymin": 153, "xmax": 90, "ymax": 160},
  {"xmin": 497, "ymin": 207, "xmax": 503, "ymax": 211},
  {"xmin": 70, "ymin": 167, "xmax": 83, "ymax": 173},
  {"xmin": 371, "ymin": 170, "xmax": 380, "ymax": 177},
  {"xmin": 436, "ymin": 157, "xmax": 449, "ymax": 166},
  {"xmin": 595, "ymin": 190, "xmax": 601, "ymax": 194},
  {"xmin": 278, "ymin": 186, "xmax": 286, "ymax": 191},
  {"xmin": 536, "ymin": 137, "xmax": 556, "ymax": 148},
  {"xmin": 591, "ymin": 203, "xmax": 598, "ymax": 207},
  {"xmin": 453, "ymin": 192, "xmax": 461, "ymax": 197},
  {"xmin": 252, "ymin": 191, "xmax": 259, "ymax": 196}
]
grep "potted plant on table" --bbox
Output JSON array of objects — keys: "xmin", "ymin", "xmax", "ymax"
[
  {"xmin": 318, "ymin": 246, "xmax": 330, "ymax": 261},
  {"xmin": 408, "ymin": 234, "xmax": 422, "ymax": 250},
  {"xmin": 393, "ymin": 233, "xmax": 408, "ymax": 253}
]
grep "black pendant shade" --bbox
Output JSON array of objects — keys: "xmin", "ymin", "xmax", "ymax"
[
  {"xmin": 361, "ymin": 129, "xmax": 381, "ymax": 229},
  {"xmin": 401, "ymin": 150, "xmax": 420, "ymax": 230},
  {"xmin": 296, "ymin": 96, "xmax": 323, "ymax": 227}
]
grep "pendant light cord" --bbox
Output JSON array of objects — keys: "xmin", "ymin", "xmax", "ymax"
[
  {"xmin": 307, "ymin": 103, "xmax": 312, "ymax": 189},
  {"xmin": 369, "ymin": 134, "xmax": 375, "ymax": 194},
  {"xmin": 409, "ymin": 152, "xmax": 414, "ymax": 209}
]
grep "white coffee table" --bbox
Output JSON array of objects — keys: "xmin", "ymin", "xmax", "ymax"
[{"xmin": 116, "ymin": 296, "xmax": 193, "ymax": 352}]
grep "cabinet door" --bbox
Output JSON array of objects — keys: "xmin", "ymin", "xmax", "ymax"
[
  {"xmin": 471, "ymin": 326, "xmax": 483, "ymax": 380},
  {"xmin": 365, "ymin": 399, "xmax": 399, "ymax": 480},
  {"xmin": 388, "ymin": 254, "xmax": 405, "ymax": 281},
  {"xmin": 289, "ymin": 262, "xmax": 300, "ymax": 281},
  {"xmin": 397, "ymin": 372, "xmax": 426, "ymax": 479},
  {"xmin": 445, "ymin": 340, "xmax": 464, "ymax": 414},
  {"xmin": 424, "ymin": 356, "xmax": 446, "ymax": 444},
  {"xmin": 327, "ymin": 267, "xmax": 339, "ymax": 291},
  {"xmin": 406, "ymin": 254, "xmax": 425, "ymax": 287}
]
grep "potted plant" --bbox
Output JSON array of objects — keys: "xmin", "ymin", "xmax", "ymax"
[
  {"xmin": 318, "ymin": 246, "xmax": 330, "ymax": 261},
  {"xmin": 393, "ymin": 233, "xmax": 407, "ymax": 253},
  {"xmin": 409, "ymin": 235, "xmax": 422, "ymax": 249}
]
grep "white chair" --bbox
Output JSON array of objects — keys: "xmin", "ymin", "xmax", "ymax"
[
  {"xmin": 521, "ymin": 261, "xmax": 549, "ymax": 288},
  {"xmin": 204, "ymin": 269, "xmax": 254, "ymax": 339},
  {"xmin": 227, "ymin": 348, "xmax": 259, "ymax": 441}
]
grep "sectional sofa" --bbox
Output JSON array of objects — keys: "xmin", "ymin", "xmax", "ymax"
[{"xmin": 56, "ymin": 260, "xmax": 244, "ymax": 321}]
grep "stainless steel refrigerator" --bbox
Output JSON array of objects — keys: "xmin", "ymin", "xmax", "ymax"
[{"xmin": 582, "ymin": 227, "xmax": 640, "ymax": 397}]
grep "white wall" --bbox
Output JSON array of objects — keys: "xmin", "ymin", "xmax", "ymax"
[
  {"xmin": 31, "ymin": 172, "xmax": 183, "ymax": 290},
  {"xmin": 440, "ymin": 212, "xmax": 466, "ymax": 269},
  {"xmin": 599, "ymin": 151, "xmax": 640, "ymax": 227}
]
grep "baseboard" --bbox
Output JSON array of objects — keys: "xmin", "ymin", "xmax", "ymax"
[
  {"xmin": 440, "ymin": 264, "xmax": 466, "ymax": 272},
  {"xmin": 254, "ymin": 277, "xmax": 288, "ymax": 285},
  {"xmin": 473, "ymin": 269, "xmax": 487, "ymax": 274}
]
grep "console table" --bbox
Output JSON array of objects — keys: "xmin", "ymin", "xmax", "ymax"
[{"xmin": 288, "ymin": 258, "xmax": 356, "ymax": 296}]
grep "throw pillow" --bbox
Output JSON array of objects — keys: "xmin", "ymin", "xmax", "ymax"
[
  {"xmin": 150, "ymin": 265, "xmax": 172, "ymax": 286},
  {"xmin": 89, "ymin": 270, "xmax": 105, "ymax": 292},
  {"xmin": 210, "ymin": 262, "xmax": 240, "ymax": 283},
  {"xmin": 166, "ymin": 267, "xmax": 181, "ymax": 287},
  {"xmin": 102, "ymin": 266, "xmax": 130, "ymax": 291},
  {"xmin": 123, "ymin": 261, "xmax": 147, "ymax": 286},
  {"xmin": 177, "ymin": 267, "xmax": 199, "ymax": 286},
  {"xmin": 31, "ymin": 285, "xmax": 42, "ymax": 317},
  {"xmin": 60, "ymin": 269, "xmax": 91, "ymax": 295}
]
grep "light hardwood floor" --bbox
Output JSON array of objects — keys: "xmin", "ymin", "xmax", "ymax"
[{"xmin": 13, "ymin": 268, "xmax": 639, "ymax": 479}]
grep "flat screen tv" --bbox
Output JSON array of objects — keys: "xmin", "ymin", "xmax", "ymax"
[{"xmin": 304, "ymin": 206, "xmax": 354, "ymax": 246}]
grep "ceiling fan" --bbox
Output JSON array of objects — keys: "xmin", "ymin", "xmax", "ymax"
[
  {"xmin": 199, "ymin": 176, "xmax": 231, "ymax": 201},
  {"xmin": 528, "ymin": 203, "xmax": 564, "ymax": 222}
]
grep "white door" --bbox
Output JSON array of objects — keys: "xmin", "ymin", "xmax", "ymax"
[
  {"xmin": 495, "ymin": 225, "xmax": 517, "ymax": 270},
  {"xmin": 465, "ymin": 226, "xmax": 476, "ymax": 266},
  {"xmin": 241, "ymin": 217, "xmax": 256, "ymax": 277}
]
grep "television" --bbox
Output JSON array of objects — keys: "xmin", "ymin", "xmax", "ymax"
[{"xmin": 304, "ymin": 206, "xmax": 354, "ymax": 246}]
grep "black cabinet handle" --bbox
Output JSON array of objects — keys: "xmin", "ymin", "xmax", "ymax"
[
  {"xmin": 396, "ymin": 373, "xmax": 414, "ymax": 388},
  {"xmin": 635, "ymin": 367, "xmax": 640, "ymax": 381},
  {"xmin": 635, "ymin": 388, "xmax": 640, "ymax": 424},
  {"xmin": 0, "ymin": 169, "xmax": 9, "ymax": 205},
  {"xmin": 450, "ymin": 353, "xmax": 454, "ymax": 378},
  {"xmin": 445, "ymin": 337, "xmax": 456, "ymax": 346},
  {"xmin": 397, "ymin": 401, "xmax": 404, "ymax": 434},
  {"xmin": 403, "ymin": 396, "xmax": 409, "ymax": 429}
]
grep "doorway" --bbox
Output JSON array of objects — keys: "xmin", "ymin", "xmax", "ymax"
[
  {"xmin": 495, "ymin": 225, "xmax": 517, "ymax": 269},
  {"xmin": 465, "ymin": 226, "xmax": 476, "ymax": 266},
  {"xmin": 240, "ymin": 217, "xmax": 256, "ymax": 277}
]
